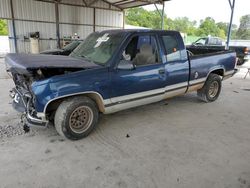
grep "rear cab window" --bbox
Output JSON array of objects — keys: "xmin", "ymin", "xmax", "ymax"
[{"xmin": 161, "ymin": 35, "xmax": 182, "ymax": 62}]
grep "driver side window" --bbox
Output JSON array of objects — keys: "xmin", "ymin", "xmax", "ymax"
[{"xmin": 121, "ymin": 35, "xmax": 160, "ymax": 67}]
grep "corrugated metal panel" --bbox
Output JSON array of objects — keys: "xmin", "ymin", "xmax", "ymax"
[
  {"xmin": 13, "ymin": 0, "xmax": 55, "ymax": 22},
  {"xmin": 95, "ymin": 26, "xmax": 120, "ymax": 32},
  {"xmin": 0, "ymin": 0, "xmax": 11, "ymax": 18},
  {"xmin": 89, "ymin": 0, "xmax": 120, "ymax": 10},
  {"xmin": 9, "ymin": 40, "xmax": 15, "ymax": 53},
  {"xmin": 16, "ymin": 40, "xmax": 29, "ymax": 53},
  {"xmin": 7, "ymin": 20, "xmax": 14, "ymax": 37},
  {"xmin": 104, "ymin": 0, "xmax": 163, "ymax": 9},
  {"xmin": 39, "ymin": 40, "xmax": 57, "ymax": 51},
  {"xmin": 16, "ymin": 40, "xmax": 56, "ymax": 53},
  {"xmin": 60, "ymin": 0, "xmax": 117, "ymax": 10},
  {"xmin": 91, "ymin": 0, "xmax": 109, "ymax": 9},
  {"xmin": 16, "ymin": 40, "xmax": 57, "ymax": 53},
  {"xmin": 59, "ymin": 4, "xmax": 93, "ymax": 24},
  {"xmin": 15, "ymin": 21, "xmax": 56, "ymax": 39},
  {"xmin": 96, "ymin": 9, "xmax": 123, "ymax": 27},
  {"xmin": 60, "ymin": 0, "xmax": 85, "ymax": 6},
  {"xmin": 60, "ymin": 24, "xmax": 93, "ymax": 39}
]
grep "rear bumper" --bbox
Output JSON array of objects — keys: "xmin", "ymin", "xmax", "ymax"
[{"xmin": 10, "ymin": 88, "xmax": 48, "ymax": 126}]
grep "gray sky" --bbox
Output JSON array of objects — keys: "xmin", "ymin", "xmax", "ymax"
[{"xmin": 144, "ymin": 0, "xmax": 250, "ymax": 26}]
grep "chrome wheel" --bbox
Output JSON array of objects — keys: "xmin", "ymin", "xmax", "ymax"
[
  {"xmin": 208, "ymin": 81, "xmax": 219, "ymax": 98},
  {"xmin": 69, "ymin": 106, "xmax": 93, "ymax": 134}
]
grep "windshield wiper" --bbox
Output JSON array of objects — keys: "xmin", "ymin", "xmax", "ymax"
[
  {"xmin": 79, "ymin": 55, "xmax": 88, "ymax": 58},
  {"xmin": 75, "ymin": 53, "xmax": 90, "ymax": 61},
  {"xmin": 91, "ymin": 61, "xmax": 104, "ymax": 66}
]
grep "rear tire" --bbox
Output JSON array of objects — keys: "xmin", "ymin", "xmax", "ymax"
[
  {"xmin": 197, "ymin": 73, "xmax": 222, "ymax": 102},
  {"xmin": 54, "ymin": 96, "xmax": 99, "ymax": 140}
]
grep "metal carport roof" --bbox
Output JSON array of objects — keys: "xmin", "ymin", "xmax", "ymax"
[
  {"xmin": 37, "ymin": 0, "xmax": 169, "ymax": 10},
  {"xmin": 101, "ymin": 0, "xmax": 168, "ymax": 9}
]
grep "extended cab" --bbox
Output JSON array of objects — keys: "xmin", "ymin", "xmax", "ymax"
[
  {"xmin": 187, "ymin": 36, "xmax": 250, "ymax": 65},
  {"xmin": 5, "ymin": 30, "xmax": 237, "ymax": 140}
]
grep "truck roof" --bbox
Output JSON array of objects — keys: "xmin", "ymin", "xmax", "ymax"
[{"xmin": 97, "ymin": 29, "xmax": 180, "ymax": 35}]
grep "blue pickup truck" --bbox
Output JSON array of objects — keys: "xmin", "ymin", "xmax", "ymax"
[{"xmin": 5, "ymin": 30, "xmax": 237, "ymax": 140}]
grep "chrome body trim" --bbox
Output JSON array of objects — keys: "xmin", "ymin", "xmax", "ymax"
[
  {"xmin": 189, "ymin": 78, "xmax": 206, "ymax": 85},
  {"xmin": 109, "ymin": 81, "xmax": 188, "ymax": 105},
  {"xmin": 104, "ymin": 87, "xmax": 186, "ymax": 114}
]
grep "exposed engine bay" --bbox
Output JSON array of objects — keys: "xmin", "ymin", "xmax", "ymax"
[{"xmin": 11, "ymin": 67, "xmax": 84, "ymax": 81}]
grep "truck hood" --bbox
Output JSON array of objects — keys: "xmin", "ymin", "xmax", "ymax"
[{"xmin": 5, "ymin": 53, "xmax": 100, "ymax": 74}]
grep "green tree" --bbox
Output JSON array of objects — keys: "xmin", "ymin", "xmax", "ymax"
[
  {"xmin": 0, "ymin": 19, "xmax": 8, "ymax": 35},
  {"xmin": 216, "ymin": 22, "xmax": 237, "ymax": 39},
  {"xmin": 171, "ymin": 17, "xmax": 197, "ymax": 35},
  {"xmin": 125, "ymin": 8, "xmax": 196, "ymax": 33},
  {"xmin": 236, "ymin": 14, "xmax": 250, "ymax": 39},
  {"xmin": 125, "ymin": 8, "xmax": 239, "ymax": 39},
  {"xmin": 125, "ymin": 8, "xmax": 163, "ymax": 29},
  {"xmin": 196, "ymin": 17, "xmax": 226, "ymax": 38}
]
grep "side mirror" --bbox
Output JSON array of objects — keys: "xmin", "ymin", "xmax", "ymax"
[{"xmin": 117, "ymin": 60, "xmax": 135, "ymax": 70}]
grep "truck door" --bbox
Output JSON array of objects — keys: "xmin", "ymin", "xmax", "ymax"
[
  {"xmin": 109, "ymin": 33, "xmax": 167, "ymax": 111},
  {"xmin": 159, "ymin": 33, "xmax": 189, "ymax": 96}
]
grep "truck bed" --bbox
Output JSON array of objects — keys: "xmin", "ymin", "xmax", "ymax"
[
  {"xmin": 188, "ymin": 51, "xmax": 236, "ymax": 87},
  {"xmin": 187, "ymin": 46, "xmax": 223, "ymax": 56},
  {"xmin": 187, "ymin": 45, "xmax": 249, "ymax": 65}
]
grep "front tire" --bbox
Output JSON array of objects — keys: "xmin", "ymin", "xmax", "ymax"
[
  {"xmin": 54, "ymin": 96, "xmax": 99, "ymax": 140},
  {"xmin": 197, "ymin": 73, "xmax": 222, "ymax": 102}
]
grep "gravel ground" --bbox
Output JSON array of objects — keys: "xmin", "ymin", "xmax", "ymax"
[
  {"xmin": 0, "ymin": 124, "xmax": 24, "ymax": 138},
  {"xmin": 0, "ymin": 57, "xmax": 250, "ymax": 188}
]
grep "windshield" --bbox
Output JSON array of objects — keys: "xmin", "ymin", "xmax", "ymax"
[
  {"xmin": 194, "ymin": 38, "xmax": 206, "ymax": 45},
  {"xmin": 70, "ymin": 32, "xmax": 124, "ymax": 65},
  {"xmin": 63, "ymin": 41, "xmax": 80, "ymax": 51}
]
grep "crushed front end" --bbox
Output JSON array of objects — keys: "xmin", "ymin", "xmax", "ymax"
[
  {"xmin": 9, "ymin": 72, "xmax": 48, "ymax": 131},
  {"xmin": 4, "ymin": 54, "xmax": 50, "ymax": 130},
  {"xmin": 4, "ymin": 53, "xmax": 92, "ymax": 131}
]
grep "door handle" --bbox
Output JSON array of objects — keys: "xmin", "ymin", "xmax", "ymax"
[{"xmin": 158, "ymin": 69, "xmax": 165, "ymax": 74}]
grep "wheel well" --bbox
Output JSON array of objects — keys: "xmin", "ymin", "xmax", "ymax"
[
  {"xmin": 210, "ymin": 69, "xmax": 224, "ymax": 77},
  {"xmin": 45, "ymin": 93, "xmax": 105, "ymax": 116}
]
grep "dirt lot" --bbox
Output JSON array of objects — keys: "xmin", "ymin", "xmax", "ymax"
[{"xmin": 0, "ymin": 57, "xmax": 250, "ymax": 188}]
